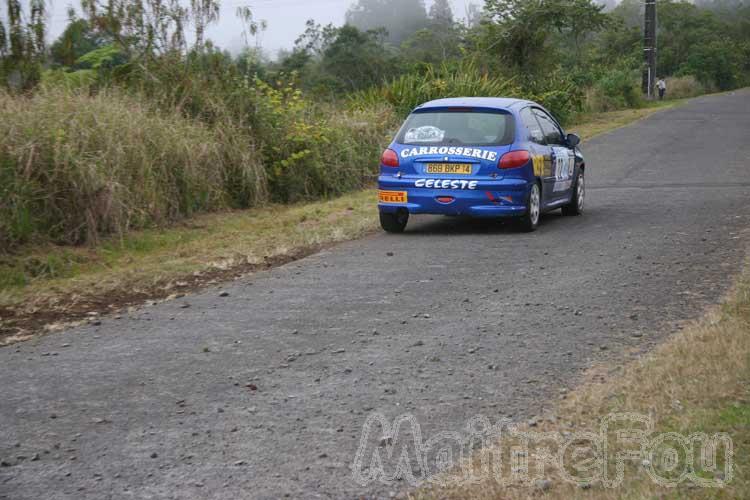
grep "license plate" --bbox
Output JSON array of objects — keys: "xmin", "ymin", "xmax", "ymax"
[
  {"xmin": 379, "ymin": 190, "xmax": 407, "ymax": 203},
  {"xmin": 425, "ymin": 163, "xmax": 472, "ymax": 175}
]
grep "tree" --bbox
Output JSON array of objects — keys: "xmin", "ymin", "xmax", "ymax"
[
  {"xmin": 401, "ymin": 27, "xmax": 464, "ymax": 66},
  {"xmin": 50, "ymin": 13, "xmax": 108, "ymax": 68},
  {"xmin": 565, "ymin": 0, "xmax": 610, "ymax": 62},
  {"xmin": 0, "ymin": 0, "xmax": 46, "ymax": 90},
  {"xmin": 597, "ymin": 0, "xmax": 619, "ymax": 11},
  {"xmin": 656, "ymin": 0, "xmax": 748, "ymax": 89},
  {"xmin": 609, "ymin": 0, "xmax": 641, "ymax": 28},
  {"xmin": 481, "ymin": 0, "xmax": 558, "ymax": 74},
  {"xmin": 275, "ymin": 47, "xmax": 312, "ymax": 75},
  {"xmin": 79, "ymin": 0, "xmax": 223, "ymax": 56},
  {"xmin": 235, "ymin": 46, "xmax": 267, "ymax": 79},
  {"xmin": 345, "ymin": 0, "xmax": 429, "ymax": 45},
  {"xmin": 481, "ymin": 0, "xmax": 607, "ymax": 75},
  {"xmin": 588, "ymin": 15, "xmax": 641, "ymax": 72},
  {"xmin": 321, "ymin": 24, "xmax": 398, "ymax": 91},
  {"xmin": 429, "ymin": 0, "xmax": 454, "ymax": 26},
  {"xmin": 276, "ymin": 22, "xmax": 399, "ymax": 93},
  {"xmin": 399, "ymin": 0, "xmax": 463, "ymax": 65},
  {"xmin": 678, "ymin": 39, "xmax": 743, "ymax": 89},
  {"xmin": 293, "ymin": 19, "xmax": 340, "ymax": 57},
  {"xmin": 465, "ymin": 2, "xmax": 483, "ymax": 28},
  {"xmin": 236, "ymin": 6, "xmax": 268, "ymax": 50}
]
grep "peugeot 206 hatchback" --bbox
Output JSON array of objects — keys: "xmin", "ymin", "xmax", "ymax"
[{"xmin": 377, "ymin": 97, "xmax": 585, "ymax": 233}]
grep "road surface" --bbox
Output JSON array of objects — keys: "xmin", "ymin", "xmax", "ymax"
[{"xmin": 2, "ymin": 90, "xmax": 750, "ymax": 499}]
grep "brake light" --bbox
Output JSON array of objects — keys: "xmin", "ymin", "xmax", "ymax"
[
  {"xmin": 499, "ymin": 150, "xmax": 531, "ymax": 169},
  {"xmin": 381, "ymin": 149, "xmax": 399, "ymax": 167}
]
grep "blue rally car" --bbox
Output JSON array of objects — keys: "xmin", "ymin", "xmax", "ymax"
[{"xmin": 377, "ymin": 97, "xmax": 585, "ymax": 232}]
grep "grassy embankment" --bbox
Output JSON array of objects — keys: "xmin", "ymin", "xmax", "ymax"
[
  {"xmin": 412, "ymin": 257, "xmax": 750, "ymax": 499},
  {"xmin": 0, "ymin": 98, "xmax": 683, "ymax": 343}
]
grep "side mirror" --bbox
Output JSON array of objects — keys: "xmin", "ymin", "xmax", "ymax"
[{"xmin": 566, "ymin": 133, "xmax": 581, "ymax": 147}]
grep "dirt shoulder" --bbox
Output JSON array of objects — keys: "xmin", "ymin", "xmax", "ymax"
[
  {"xmin": 0, "ymin": 191, "xmax": 376, "ymax": 344},
  {"xmin": 411, "ymin": 255, "xmax": 750, "ymax": 499}
]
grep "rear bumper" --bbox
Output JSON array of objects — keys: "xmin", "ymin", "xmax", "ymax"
[{"xmin": 378, "ymin": 176, "xmax": 530, "ymax": 217}]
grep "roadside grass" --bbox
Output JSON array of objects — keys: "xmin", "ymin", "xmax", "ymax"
[
  {"xmin": 571, "ymin": 98, "xmax": 684, "ymax": 141},
  {"xmin": 0, "ymin": 190, "xmax": 377, "ymax": 342},
  {"xmin": 410, "ymin": 261, "xmax": 750, "ymax": 500},
  {"xmin": 0, "ymin": 100, "xmax": 687, "ymax": 343},
  {"xmin": 1, "ymin": 188, "xmax": 376, "ymax": 294}
]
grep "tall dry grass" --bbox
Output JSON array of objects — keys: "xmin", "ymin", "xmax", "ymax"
[
  {"xmin": 664, "ymin": 75, "xmax": 712, "ymax": 100},
  {"xmin": 0, "ymin": 88, "xmax": 266, "ymax": 250}
]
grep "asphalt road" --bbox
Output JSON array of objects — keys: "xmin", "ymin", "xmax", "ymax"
[{"xmin": 2, "ymin": 90, "xmax": 750, "ymax": 500}]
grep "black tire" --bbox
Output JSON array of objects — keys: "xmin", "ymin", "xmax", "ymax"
[
  {"xmin": 562, "ymin": 170, "xmax": 585, "ymax": 216},
  {"xmin": 517, "ymin": 183, "xmax": 541, "ymax": 232},
  {"xmin": 380, "ymin": 211, "xmax": 409, "ymax": 233}
]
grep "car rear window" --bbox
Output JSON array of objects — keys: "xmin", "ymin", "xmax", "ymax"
[{"xmin": 396, "ymin": 109, "xmax": 515, "ymax": 146}]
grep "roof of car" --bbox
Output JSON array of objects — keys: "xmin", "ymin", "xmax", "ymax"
[{"xmin": 414, "ymin": 97, "xmax": 534, "ymax": 111}]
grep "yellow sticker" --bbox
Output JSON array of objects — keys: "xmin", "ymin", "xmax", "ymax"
[{"xmin": 532, "ymin": 155, "xmax": 544, "ymax": 177}]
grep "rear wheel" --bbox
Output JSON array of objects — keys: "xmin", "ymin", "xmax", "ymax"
[
  {"xmin": 517, "ymin": 183, "xmax": 540, "ymax": 232},
  {"xmin": 562, "ymin": 170, "xmax": 584, "ymax": 216},
  {"xmin": 380, "ymin": 210, "xmax": 409, "ymax": 233}
]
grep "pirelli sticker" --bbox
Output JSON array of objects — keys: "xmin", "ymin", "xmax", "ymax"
[{"xmin": 379, "ymin": 190, "xmax": 407, "ymax": 203}]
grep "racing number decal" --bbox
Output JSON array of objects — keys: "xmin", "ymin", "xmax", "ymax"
[
  {"xmin": 553, "ymin": 147, "xmax": 572, "ymax": 180},
  {"xmin": 552, "ymin": 147, "xmax": 574, "ymax": 192}
]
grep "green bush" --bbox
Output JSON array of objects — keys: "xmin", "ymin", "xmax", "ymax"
[
  {"xmin": 524, "ymin": 71, "xmax": 585, "ymax": 125},
  {"xmin": 94, "ymin": 52, "xmax": 395, "ymax": 204},
  {"xmin": 586, "ymin": 69, "xmax": 642, "ymax": 112},
  {"xmin": 350, "ymin": 62, "xmax": 583, "ymax": 125},
  {"xmin": 350, "ymin": 62, "xmax": 522, "ymax": 118},
  {"xmin": 40, "ymin": 68, "xmax": 97, "ymax": 90},
  {"xmin": 249, "ymin": 77, "xmax": 395, "ymax": 203},
  {"xmin": 676, "ymin": 40, "xmax": 745, "ymax": 91}
]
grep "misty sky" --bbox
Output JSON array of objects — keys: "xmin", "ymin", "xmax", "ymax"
[{"xmin": 46, "ymin": 0, "xmax": 480, "ymax": 57}]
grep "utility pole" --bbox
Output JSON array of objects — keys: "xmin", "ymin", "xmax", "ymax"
[{"xmin": 642, "ymin": 0, "xmax": 657, "ymax": 98}]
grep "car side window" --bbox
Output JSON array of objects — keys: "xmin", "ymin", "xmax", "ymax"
[
  {"xmin": 532, "ymin": 109, "xmax": 564, "ymax": 145},
  {"xmin": 520, "ymin": 107, "xmax": 545, "ymax": 144}
]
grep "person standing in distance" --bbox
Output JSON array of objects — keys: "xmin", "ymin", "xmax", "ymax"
[{"xmin": 657, "ymin": 77, "xmax": 667, "ymax": 100}]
